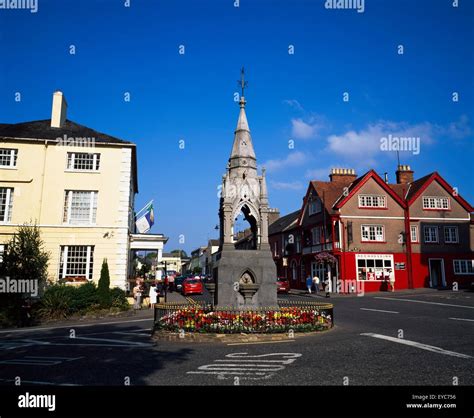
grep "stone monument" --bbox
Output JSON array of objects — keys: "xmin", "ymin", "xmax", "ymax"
[{"xmin": 213, "ymin": 69, "xmax": 278, "ymax": 309}]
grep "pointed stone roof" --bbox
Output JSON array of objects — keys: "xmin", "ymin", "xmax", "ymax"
[{"xmin": 229, "ymin": 97, "xmax": 257, "ymax": 168}]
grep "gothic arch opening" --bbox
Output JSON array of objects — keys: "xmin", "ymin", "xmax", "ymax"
[{"xmin": 233, "ymin": 203, "xmax": 258, "ymax": 250}]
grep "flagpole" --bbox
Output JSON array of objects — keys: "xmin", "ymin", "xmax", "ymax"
[{"xmin": 135, "ymin": 199, "xmax": 154, "ymax": 218}]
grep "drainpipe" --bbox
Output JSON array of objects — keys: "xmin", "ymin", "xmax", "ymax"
[
  {"xmin": 403, "ymin": 189, "xmax": 414, "ymax": 289},
  {"xmin": 38, "ymin": 140, "xmax": 49, "ymax": 222}
]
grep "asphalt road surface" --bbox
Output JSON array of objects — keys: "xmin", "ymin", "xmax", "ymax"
[{"xmin": 0, "ymin": 289, "xmax": 473, "ymax": 386}]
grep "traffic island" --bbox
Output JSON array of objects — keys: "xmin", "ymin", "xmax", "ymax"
[{"xmin": 152, "ymin": 300, "xmax": 334, "ymax": 343}]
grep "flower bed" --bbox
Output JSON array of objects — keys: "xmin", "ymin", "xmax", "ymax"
[{"xmin": 155, "ymin": 306, "xmax": 333, "ymax": 334}]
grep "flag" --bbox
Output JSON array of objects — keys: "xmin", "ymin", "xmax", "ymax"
[{"xmin": 135, "ymin": 202, "xmax": 155, "ymax": 233}]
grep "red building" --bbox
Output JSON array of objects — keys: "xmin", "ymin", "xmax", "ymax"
[{"xmin": 269, "ymin": 166, "xmax": 474, "ymax": 293}]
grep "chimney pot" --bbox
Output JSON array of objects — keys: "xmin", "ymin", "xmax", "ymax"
[
  {"xmin": 396, "ymin": 165, "xmax": 414, "ymax": 184},
  {"xmin": 51, "ymin": 91, "xmax": 68, "ymax": 128},
  {"xmin": 329, "ymin": 167, "xmax": 357, "ymax": 184}
]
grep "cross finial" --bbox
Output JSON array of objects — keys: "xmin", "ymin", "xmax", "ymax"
[{"xmin": 238, "ymin": 67, "xmax": 248, "ymax": 97}]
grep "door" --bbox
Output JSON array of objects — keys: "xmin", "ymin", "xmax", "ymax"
[{"xmin": 429, "ymin": 259, "xmax": 445, "ymax": 288}]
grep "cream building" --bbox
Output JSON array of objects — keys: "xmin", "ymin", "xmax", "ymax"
[{"xmin": 0, "ymin": 91, "xmax": 167, "ymax": 289}]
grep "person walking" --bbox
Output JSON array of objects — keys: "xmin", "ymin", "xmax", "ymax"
[
  {"xmin": 324, "ymin": 272, "xmax": 332, "ymax": 298},
  {"xmin": 133, "ymin": 282, "xmax": 143, "ymax": 310},
  {"xmin": 149, "ymin": 280, "xmax": 158, "ymax": 309},
  {"xmin": 306, "ymin": 275, "xmax": 313, "ymax": 294},
  {"xmin": 156, "ymin": 280, "xmax": 165, "ymax": 303},
  {"xmin": 312, "ymin": 275, "xmax": 320, "ymax": 294}
]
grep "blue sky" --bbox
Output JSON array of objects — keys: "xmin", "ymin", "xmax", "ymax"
[{"xmin": 1, "ymin": 0, "xmax": 473, "ymax": 254}]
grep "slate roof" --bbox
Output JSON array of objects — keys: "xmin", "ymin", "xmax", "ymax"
[
  {"xmin": 0, "ymin": 119, "xmax": 132, "ymax": 144},
  {"xmin": 268, "ymin": 210, "xmax": 300, "ymax": 235}
]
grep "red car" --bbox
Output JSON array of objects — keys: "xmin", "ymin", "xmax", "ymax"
[
  {"xmin": 276, "ymin": 277, "xmax": 290, "ymax": 294},
  {"xmin": 182, "ymin": 278, "xmax": 203, "ymax": 296}
]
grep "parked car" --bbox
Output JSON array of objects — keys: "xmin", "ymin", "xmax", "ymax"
[
  {"xmin": 276, "ymin": 277, "xmax": 290, "ymax": 294},
  {"xmin": 182, "ymin": 278, "xmax": 203, "ymax": 296}
]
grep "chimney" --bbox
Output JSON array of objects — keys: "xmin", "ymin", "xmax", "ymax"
[
  {"xmin": 396, "ymin": 165, "xmax": 414, "ymax": 184},
  {"xmin": 329, "ymin": 168, "xmax": 357, "ymax": 184},
  {"xmin": 384, "ymin": 172, "xmax": 388, "ymax": 183},
  {"xmin": 268, "ymin": 208, "xmax": 280, "ymax": 226},
  {"xmin": 51, "ymin": 91, "xmax": 68, "ymax": 128}
]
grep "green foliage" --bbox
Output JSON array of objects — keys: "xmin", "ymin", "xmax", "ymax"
[
  {"xmin": 70, "ymin": 281, "xmax": 99, "ymax": 312},
  {"xmin": 192, "ymin": 266, "xmax": 202, "ymax": 274},
  {"xmin": 110, "ymin": 287, "xmax": 129, "ymax": 310},
  {"xmin": 0, "ymin": 224, "xmax": 50, "ymax": 284},
  {"xmin": 98, "ymin": 259, "xmax": 111, "ymax": 308},
  {"xmin": 38, "ymin": 285, "xmax": 75, "ymax": 319},
  {"xmin": 170, "ymin": 249, "xmax": 187, "ymax": 258},
  {"xmin": 0, "ymin": 224, "xmax": 50, "ymax": 326}
]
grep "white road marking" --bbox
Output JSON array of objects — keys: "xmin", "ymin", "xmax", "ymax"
[
  {"xmin": 449, "ymin": 317, "xmax": 474, "ymax": 322},
  {"xmin": 361, "ymin": 333, "xmax": 472, "ymax": 359},
  {"xmin": 360, "ymin": 308, "xmax": 399, "ymax": 314},
  {"xmin": 112, "ymin": 331, "xmax": 150, "ymax": 337},
  {"xmin": 0, "ymin": 378, "xmax": 79, "ymax": 386},
  {"xmin": 187, "ymin": 352, "xmax": 301, "ymax": 380},
  {"xmin": 72, "ymin": 336, "xmax": 151, "ymax": 346},
  {"xmin": 0, "ymin": 318, "xmax": 152, "ymax": 334},
  {"xmin": 375, "ymin": 297, "xmax": 474, "ymax": 309},
  {"xmin": 0, "ymin": 355, "xmax": 83, "ymax": 366}
]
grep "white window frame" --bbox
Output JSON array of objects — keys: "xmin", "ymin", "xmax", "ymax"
[
  {"xmin": 356, "ymin": 254, "xmax": 394, "ymax": 281},
  {"xmin": 66, "ymin": 152, "xmax": 100, "ymax": 172},
  {"xmin": 361, "ymin": 224, "xmax": 385, "ymax": 242},
  {"xmin": 0, "ymin": 187, "xmax": 13, "ymax": 223},
  {"xmin": 410, "ymin": 225, "xmax": 418, "ymax": 243},
  {"xmin": 422, "ymin": 196, "xmax": 450, "ymax": 210},
  {"xmin": 0, "ymin": 148, "xmax": 18, "ymax": 168},
  {"xmin": 423, "ymin": 226, "xmax": 439, "ymax": 243},
  {"xmin": 453, "ymin": 260, "xmax": 474, "ymax": 275},
  {"xmin": 444, "ymin": 226, "xmax": 459, "ymax": 244},
  {"xmin": 308, "ymin": 198, "xmax": 322, "ymax": 215},
  {"xmin": 358, "ymin": 194, "xmax": 387, "ymax": 208},
  {"xmin": 63, "ymin": 190, "xmax": 98, "ymax": 225},
  {"xmin": 59, "ymin": 245, "xmax": 94, "ymax": 280}
]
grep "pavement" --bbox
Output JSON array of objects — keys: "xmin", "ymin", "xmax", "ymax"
[{"xmin": 0, "ymin": 288, "xmax": 473, "ymax": 386}]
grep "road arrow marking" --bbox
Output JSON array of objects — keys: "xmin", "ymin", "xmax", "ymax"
[{"xmin": 361, "ymin": 333, "xmax": 472, "ymax": 359}]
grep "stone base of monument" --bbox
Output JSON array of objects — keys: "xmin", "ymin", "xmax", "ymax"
[
  {"xmin": 214, "ymin": 247, "xmax": 278, "ymax": 309},
  {"xmin": 152, "ymin": 326, "xmax": 333, "ymax": 343}
]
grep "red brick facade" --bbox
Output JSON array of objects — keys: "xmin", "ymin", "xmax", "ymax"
[{"xmin": 269, "ymin": 167, "xmax": 474, "ymax": 293}]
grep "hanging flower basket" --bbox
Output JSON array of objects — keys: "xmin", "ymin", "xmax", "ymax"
[{"xmin": 314, "ymin": 252, "xmax": 337, "ymax": 265}]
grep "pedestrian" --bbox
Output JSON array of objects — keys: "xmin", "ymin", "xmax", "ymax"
[
  {"xmin": 149, "ymin": 280, "xmax": 157, "ymax": 309},
  {"xmin": 133, "ymin": 282, "xmax": 143, "ymax": 310},
  {"xmin": 156, "ymin": 280, "xmax": 165, "ymax": 303},
  {"xmin": 306, "ymin": 275, "xmax": 313, "ymax": 294},
  {"xmin": 312, "ymin": 275, "xmax": 320, "ymax": 293},
  {"xmin": 389, "ymin": 271, "xmax": 395, "ymax": 292},
  {"xmin": 324, "ymin": 273, "xmax": 332, "ymax": 298}
]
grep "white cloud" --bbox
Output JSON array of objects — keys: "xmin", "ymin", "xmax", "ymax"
[
  {"xmin": 270, "ymin": 181, "xmax": 305, "ymax": 190},
  {"xmin": 326, "ymin": 120, "xmax": 438, "ymax": 161},
  {"xmin": 283, "ymin": 99, "xmax": 304, "ymax": 112},
  {"xmin": 262, "ymin": 151, "xmax": 309, "ymax": 172}
]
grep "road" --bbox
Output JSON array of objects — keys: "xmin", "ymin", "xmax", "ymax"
[{"xmin": 0, "ymin": 289, "xmax": 473, "ymax": 386}]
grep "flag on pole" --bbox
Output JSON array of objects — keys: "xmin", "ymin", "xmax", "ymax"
[{"xmin": 135, "ymin": 201, "xmax": 155, "ymax": 233}]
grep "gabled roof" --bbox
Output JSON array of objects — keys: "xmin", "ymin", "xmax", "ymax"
[
  {"xmin": 268, "ymin": 210, "xmax": 300, "ymax": 236},
  {"xmin": 334, "ymin": 169, "xmax": 406, "ymax": 209},
  {"xmin": 406, "ymin": 172, "xmax": 474, "ymax": 212},
  {"xmin": 0, "ymin": 119, "xmax": 133, "ymax": 144}
]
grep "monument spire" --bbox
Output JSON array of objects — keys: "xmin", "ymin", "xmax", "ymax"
[{"xmin": 229, "ymin": 67, "xmax": 256, "ymax": 171}]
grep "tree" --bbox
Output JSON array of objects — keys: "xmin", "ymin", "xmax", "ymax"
[
  {"xmin": 171, "ymin": 249, "xmax": 188, "ymax": 258},
  {"xmin": 0, "ymin": 224, "xmax": 50, "ymax": 325},
  {"xmin": 98, "ymin": 259, "xmax": 111, "ymax": 308}
]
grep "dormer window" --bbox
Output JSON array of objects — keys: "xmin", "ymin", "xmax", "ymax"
[
  {"xmin": 358, "ymin": 194, "xmax": 386, "ymax": 208},
  {"xmin": 308, "ymin": 198, "xmax": 322, "ymax": 215},
  {"xmin": 67, "ymin": 152, "xmax": 100, "ymax": 171},
  {"xmin": 422, "ymin": 196, "xmax": 450, "ymax": 210}
]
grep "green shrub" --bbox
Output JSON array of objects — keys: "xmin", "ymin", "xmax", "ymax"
[
  {"xmin": 38, "ymin": 285, "xmax": 74, "ymax": 319},
  {"xmin": 70, "ymin": 281, "xmax": 99, "ymax": 312},
  {"xmin": 98, "ymin": 259, "xmax": 111, "ymax": 308},
  {"xmin": 110, "ymin": 287, "xmax": 129, "ymax": 310}
]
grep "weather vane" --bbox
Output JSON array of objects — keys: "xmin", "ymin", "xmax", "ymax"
[{"xmin": 238, "ymin": 67, "xmax": 248, "ymax": 97}]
